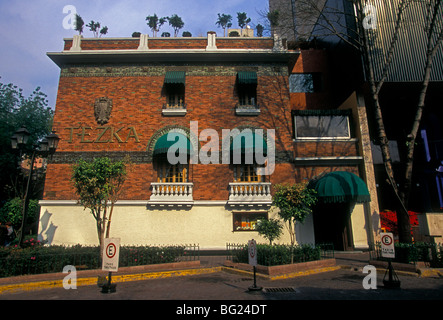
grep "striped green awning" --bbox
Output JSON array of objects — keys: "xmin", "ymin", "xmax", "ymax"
[
  {"xmin": 164, "ymin": 71, "xmax": 186, "ymax": 85},
  {"xmin": 308, "ymin": 171, "xmax": 371, "ymax": 204},
  {"xmin": 237, "ymin": 71, "xmax": 257, "ymax": 85},
  {"xmin": 153, "ymin": 132, "xmax": 193, "ymax": 156}
]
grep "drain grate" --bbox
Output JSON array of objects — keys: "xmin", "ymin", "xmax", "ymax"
[{"xmin": 263, "ymin": 287, "xmax": 297, "ymax": 293}]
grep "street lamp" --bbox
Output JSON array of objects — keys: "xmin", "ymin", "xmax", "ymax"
[{"xmin": 10, "ymin": 127, "xmax": 60, "ymax": 247}]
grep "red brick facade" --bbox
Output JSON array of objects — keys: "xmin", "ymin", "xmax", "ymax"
[{"xmin": 44, "ymin": 37, "xmax": 360, "ymax": 202}]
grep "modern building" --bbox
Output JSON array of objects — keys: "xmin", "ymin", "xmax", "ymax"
[
  {"xmin": 269, "ymin": 0, "xmax": 443, "ymax": 241},
  {"xmin": 39, "ymin": 31, "xmax": 378, "ymax": 250}
]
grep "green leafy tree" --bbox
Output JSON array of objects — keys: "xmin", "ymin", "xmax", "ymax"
[
  {"xmin": 237, "ymin": 12, "xmax": 251, "ymax": 29},
  {"xmin": 272, "ymin": 183, "xmax": 317, "ymax": 262},
  {"xmin": 0, "ymin": 79, "xmax": 53, "ymax": 201},
  {"xmin": 0, "ymin": 197, "xmax": 39, "ymax": 228},
  {"xmin": 256, "ymin": 218, "xmax": 283, "ymax": 245},
  {"xmin": 256, "ymin": 24, "xmax": 264, "ymax": 37},
  {"xmin": 168, "ymin": 14, "xmax": 185, "ymax": 37},
  {"xmin": 74, "ymin": 14, "xmax": 84, "ymax": 35},
  {"xmin": 146, "ymin": 14, "xmax": 167, "ymax": 37},
  {"xmin": 72, "ymin": 157, "xmax": 129, "ymax": 259},
  {"xmin": 99, "ymin": 26, "xmax": 108, "ymax": 37},
  {"xmin": 86, "ymin": 20, "xmax": 101, "ymax": 37},
  {"xmin": 216, "ymin": 13, "xmax": 232, "ymax": 36}
]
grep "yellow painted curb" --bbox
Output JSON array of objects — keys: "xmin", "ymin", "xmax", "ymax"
[
  {"xmin": 221, "ymin": 265, "xmax": 341, "ymax": 281},
  {"xmin": 0, "ymin": 267, "xmax": 222, "ymax": 295}
]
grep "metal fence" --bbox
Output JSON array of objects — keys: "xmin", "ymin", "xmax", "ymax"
[
  {"xmin": 369, "ymin": 242, "xmax": 443, "ymax": 267},
  {"xmin": 226, "ymin": 243, "xmax": 334, "ymax": 266},
  {"xmin": 0, "ymin": 244, "xmax": 200, "ymax": 278}
]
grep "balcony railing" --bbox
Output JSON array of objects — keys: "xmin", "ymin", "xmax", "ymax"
[
  {"xmin": 149, "ymin": 182, "xmax": 194, "ymax": 205},
  {"xmin": 162, "ymin": 103, "xmax": 187, "ymax": 116},
  {"xmin": 235, "ymin": 103, "xmax": 260, "ymax": 116},
  {"xmin": 228, "ymin": 182, "xmax": 272, "ymax": 205}
]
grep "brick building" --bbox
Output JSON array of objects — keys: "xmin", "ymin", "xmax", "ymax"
[{"xmin": 39, "ymin": 32, "xmax": 379, "ymax": 250}]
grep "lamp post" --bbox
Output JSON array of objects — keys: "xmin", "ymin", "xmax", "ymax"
[{"xmin": 10, "ymin": 127, "xmax": 60, "ymax": 247}]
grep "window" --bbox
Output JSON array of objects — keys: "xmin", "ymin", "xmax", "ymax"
[
  {"xmin": 234, "ymin": 164, "xmax": 262, "ymax": 182},
  {"xmin": 233, "ymin": 212, "xmax": 267, "ymax": 231},
  {"xmin": 237, "ymin": 71, "xmax": 257, "ymax": 107},
  {"xmin": 293, "ymin": 110, "xmax": 352, "ymax": 139},
  {"xmin": 289, "ymin": 73, "xmax": 322, "ymax": 93},
  {"xmin": 238, "ymin": 86, "xmax": 257, "ymax": 106},
  {"xmin": 164, "ymin": 71, "xmax": 186, "ymax": 109},
  {"xmin": 157, "ymin": 162, "xmax": 188, "ymax": 183},
  {"xmin": 166, "ymin": 84, "xmax": 185, "ymax": 108}
]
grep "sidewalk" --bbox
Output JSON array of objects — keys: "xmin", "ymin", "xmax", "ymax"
[{"xmin": 0, "ymin": 251, "xmax": 440, "ymax": 296}]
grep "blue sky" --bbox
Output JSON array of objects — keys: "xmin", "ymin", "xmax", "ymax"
[{"xmin": 0, "ymin": 0, "xmax": 270, "ymax": 109}]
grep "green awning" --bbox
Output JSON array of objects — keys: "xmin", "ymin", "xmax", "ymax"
[
  {"xmin": 230, "ymin": 131, "xmax": 267, "ymax": 155},
  {"xmin": 153, "ymin": 132, "xmax": 193, "ymax": 156},
  {"xmin": 308, "ymin": 171, "xmax": 371, "ymax": 204},
  {"xmin": 164, "ymin": 71, "xmax": 186, "ymax": 85},
  {"xmin": 237, "ymin": 71, "xmax": 257, "ymax": 85}
]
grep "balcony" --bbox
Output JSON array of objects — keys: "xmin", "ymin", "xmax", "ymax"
[
  {"xmin": 162, "ymin": 103, "xmax": 187, "ymax": 116},
  {"xmin": 227, "ymin": 182, "xmax": 272, "ymax": 207},
  {"xmin": 235, "ymin": 103, "xmax": 260, "ymax": 116},
  {"xmin": 148, "ymin": 182, "xmax": 194, "ymax": 207}
]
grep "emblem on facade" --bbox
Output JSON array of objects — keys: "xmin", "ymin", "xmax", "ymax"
[{"xmin": 94, "ymin": 97, "xmax": 113, "ymax": 125}]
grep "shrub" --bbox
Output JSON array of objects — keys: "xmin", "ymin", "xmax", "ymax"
[{"xmin": 232, "ymin": 243, "xmax": 322, "ymax": 266}]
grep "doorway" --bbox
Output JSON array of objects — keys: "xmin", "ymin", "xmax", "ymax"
[{"xmin": 313, "ymin": 202, "xmax": 354, "ymax": 251}]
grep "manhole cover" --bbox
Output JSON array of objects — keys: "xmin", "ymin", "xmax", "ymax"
[{"xmin": 263, "ymin": 287, "xmax": 297, "ymax": 293}]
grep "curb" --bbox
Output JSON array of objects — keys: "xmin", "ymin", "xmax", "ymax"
[
  {"xmin": 221, "ymin": 265, "xmax": 343, "ymax": 280},
  {"xmin": 0, "ymin": 267, "xmax": 222, "ymax": 295}
]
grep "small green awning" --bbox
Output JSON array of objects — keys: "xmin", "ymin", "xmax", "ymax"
[
  {"xmin": 309, "ymin": 171, "xmax": 371, "ymax": 204},
  {"xmin": 164, "ymin": 71, "xmax": 186, "ymax": 85},
  {"xmin": 230, "ymin": 132, "xmax": 267, "ymax": 155},
  {"xmin": 153, "ymin": 132, "xmax": 193, "ymax": 156},
  {"xmin": 237, "ymin": 71, "xmax": 257, "ymax": 85}
]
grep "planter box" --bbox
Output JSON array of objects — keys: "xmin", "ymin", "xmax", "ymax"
[{"xmin": 224, "ymin": 258, "xmax": 336, "ymax": 276}]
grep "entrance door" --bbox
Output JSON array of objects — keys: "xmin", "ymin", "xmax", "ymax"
[{"xmin": 313, "ymin": 202, "xmax": 354, "ymax": 251}]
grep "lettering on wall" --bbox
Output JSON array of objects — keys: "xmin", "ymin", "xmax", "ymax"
[{"xmin": 65, "ymin": 126, "xmax": 140, "ymax": 143}]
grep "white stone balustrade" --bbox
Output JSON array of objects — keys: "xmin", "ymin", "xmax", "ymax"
[
  {"xmin": 228, "ymin": 182, "xmax": 272, "ymax": 204},
  {"xmin": 149, "ymin": 182, "xmax": 194, "ymax": 203}
]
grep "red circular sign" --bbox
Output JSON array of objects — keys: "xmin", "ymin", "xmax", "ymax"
[
  {"xmin": 106, "ymin": 243, "xmax": 117, "ymax": 259},
  {"xmin": 382, "ymin": 234, "xmax": 393, "ymax": 246}
]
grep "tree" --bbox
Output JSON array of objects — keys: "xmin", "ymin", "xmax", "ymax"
[
  {"xmin": 168, "ymin": 14, "xmax": 185, "ymax": 37},
  {"xmin": 99, "ymin": 26, "xmax": 108, "ymax": 37},
  {"xmin": 272, "ymin": 0, "xmax": 443, "ymax": 243},
  {"xmin": 72, "ymin": 157, "xmax": 129, "ymax": 259},
  {"xmin": 272, "ymin": 183, "xmax": 317, "ymax": 262},
  {"xmin": 237, "ymin": 12, "xmax": 251, "ymax": 29},
  {"xmin": 256, "ymin": 24, "xmax": 264, "ymax": 37},
  {"xmin": 216, "ymin": 13, "xmax": 232, "ymax": 36},
  {"xmin": 146, "ymin": 14, "xmax": 167, "ymax": 37},
  {"xmin": 256, "ymin": 218, "xmax": 283, "ymax": 245},
  {"xmin": 86, "ymin": 20, "xmax": 101, "ymax": 38},
  {"xmin": 74, "ymin": 14, "xmax": 84, "ymax": 35},
  {"xmin": 0, "ymin": 79, "xmax": 53, "ymax": 201},
  {"xmin": 182, "ymin": 31, "xmax": 192, "ymax": 37}
]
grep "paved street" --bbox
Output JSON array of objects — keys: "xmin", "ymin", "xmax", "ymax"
[
  {"xmin": 0, "ymin": 251, "xmax": 442, "ymax": 319},
  {"xmin": 1, "ymin": 264, "xmax": 442, "ymax": 301}
]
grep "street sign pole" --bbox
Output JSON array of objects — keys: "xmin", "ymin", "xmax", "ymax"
[
  {"xmin": 247, "ymin": 239, "xmax": 262, "ymax": 292},
  {"xmin": 380, "ymin": 232, "xmax": 401, "ymax": 289},
  {"xmin": 101, "ymin": 238, "xmax": 120, "ymax": 293}
]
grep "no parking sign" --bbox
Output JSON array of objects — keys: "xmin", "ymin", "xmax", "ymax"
[
  {"xmin": 102, "ymin": 238, "xmax": 120, "ymax": 272},
  {"xmin": 380, "ymin": 232, "xmax": 395, "ymax": 259},
  {"xmin": 248, "ymin": 239, "xmax": 257, "ymax": 266}
]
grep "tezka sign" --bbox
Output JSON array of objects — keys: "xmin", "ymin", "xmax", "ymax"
[
  {"xmin": 380, "ymin": 232, "xmax": 395, "ymax": 259},
  {"xmin": 102, "ymin": 238, "xmax": 120, "ymax": 272}
]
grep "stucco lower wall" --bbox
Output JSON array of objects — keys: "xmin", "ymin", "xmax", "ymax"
[
  {"xmin": 350, "ymin": 203, "xmax": 369, "ymax": 249},
  {"xmin": 38, "ymin": 201, "xmax": 315, "ymax": 249}
]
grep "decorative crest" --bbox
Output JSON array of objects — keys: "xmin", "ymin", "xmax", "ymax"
[{"xmin": 94, "ymin": 97, "xmax": 113, "ymax": 125}]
